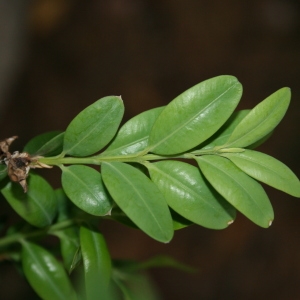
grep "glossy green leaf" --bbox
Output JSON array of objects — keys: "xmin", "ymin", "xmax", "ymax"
[
  {"xmin": 102, "ymin": 107, "xmax": 165, "ymax": 156},
  {"xmin": 196, "ymin": 155, "xmax": 274, "ymax": 227},
  {"xmin": 224, "ymin": 87, "xmax": 291, "ymax": 148},
  {"xmin": 222, "ymin": 149, "xmax": 300, "ymax": 197},
  {"xmin": 147, "ymin": 161, "xmax": 235, "ymax": 229},
  {"xmin": 54, "ymin": 189, "xmax": 80, "ymax": 272},
  {"xmin": 148, "ymin": 75, "xmax": 242, "ymax": 155},
  {"xmin": 23, "ymin": 131, "xmax": 64, "ymax": 156},
  {"xmin": 1, "ymin": 173, "xmax": 57, "ymax": 227},
  {"xmin": 21, "ymin": 241, "xmax": 77, "ymax": 300},
  {"xmin": 61, "ymin": 165, "xmax": 113, "ymax": 216},
  {"xmin": 198, "ymin": 110, "xmax": 250, "ymax": 150},
  {"xmin": 102, "ymin": 162, "xmax": 173, "ymax": 242},
  {"xmin": 63, "ymin": 96, "xmax": 124, "ymax": 156},
  {"xmin": 80, "ymin": 225, "xmax": 112, "ymax": 300}
]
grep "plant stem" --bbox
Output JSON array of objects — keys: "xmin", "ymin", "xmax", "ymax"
[{"xmin": 37, "ymin": 149, "xmax": 220, "ymax": 167}]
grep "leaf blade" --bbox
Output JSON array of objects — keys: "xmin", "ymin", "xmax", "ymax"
[
  {"xmin": 80, "ymin": 225, "xmax": 112, "ymax": 300},
  {"xmin": 1, "ymin": 173, "xmax": 57, "ymax": 227},
  {"xmin": 196, "ymin": 155, "xmax": 274, "ymax": 228},
  {"xmin": 61, "ymin": 165, "xmax": 113, "ymax": 216},
  {"xmin": 102, "ymin": 162, "xmax": 173, "ymax": 242},
  {"xmin": 148, "ymin": 75, "xmax": 243, "ymax": 154},
  {"xmin": 147, "ymin": 161, "xmax": 235, "ymax": 229},
  {"xmin": 63, "ymin": 96, "xmax": 124, "ymax": 156},
  {"xmin": 224, "ymin": 87, "xmax": 291, "ymax": 148},
  {"xmin": 21, "ymin": 241, "xmax": 76, "ymax": 300},
  {"xmin": 222, "ymin": 149, "xmax": 300, "ymax": 197},
  {"xmin": 24, "ymin": 131, "xmax": 64, "ymax": 156},
  {"xmin": 102, "ymin": 107, "xmax": 164, "ymax": 156}
]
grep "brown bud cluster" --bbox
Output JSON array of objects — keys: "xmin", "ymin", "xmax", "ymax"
[{"xmin": 0, "ymin": 136, "xmax": 52, "ymax": 192}]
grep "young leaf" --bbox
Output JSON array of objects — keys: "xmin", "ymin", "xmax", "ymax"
[
  {"xmin": 147, "ymin": 161, "xmax": 235, "ymax": 229},
  {"xmin": 23, "ymin": 131, "xmax": 64, "ymax": 156},
  {"xmin": 224, "ymin": 87, "xmax": 291, "ymax": 148},
  {"xmin": 61, "ymin": 165, "xmax": 113, "ymax": 216},
  {"xmin": 1, "ymin": 173, "xmax": 57, "ymax": 227},
  {"xmin": 196, "ymin": 155, "xmax": 274, "ymax": 228},
  {"xmin": 63, "ymin": 96, "xmax": 124, "ymax": 156},
  {"xmin": 80, "ymin": 225, "xmax": 112, "ymax": 300},
  {"xmin": 101, "ymin": 107, "xmax": 165, "ymax": 156},
  {"xmin": 148, "ymin": 75, "xmax": 242, "ymax": 155},
  {"xmin": 21, "ymin": 241, "xmax": 77, "ymax": 300},
  {"xmin": 222, "ymin": 149, "xmax": 300, "ymax": 197},
  {"xmin": 102, "ymin": 162, "xmax": 174, "ymax": 243}
]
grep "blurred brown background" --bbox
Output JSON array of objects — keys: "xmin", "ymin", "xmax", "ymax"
[{"xmin": 1, "ymin": 0, "xmax": 300, "ymax": 299}]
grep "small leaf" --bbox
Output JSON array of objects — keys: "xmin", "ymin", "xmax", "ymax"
[
  {"xmin": 102, "ymin": 107, "xmax": 165, "ymax": 156},
  {"xmin": 224, "ymin": 87, "xmax": 291, "ymax": 148},
  {"xmin": 1, "ymin": 173, "xmax": 57, "ymax": 227},
  {"xmin": 80, "ymin": 225, "xmax": 112, "ymax": 300},
  {"xmin": 148, "ymin": 75, "xmax": 242, "ymax": 155},
  {"xmin": 61, "ymin": 165, "xmax": 113, "ymax": 216},
  {"xmin": 21, "ymin": 241, "xmax": 77, "ymax": 300},
  {"xmin": 147, "ymin": 161, "xmax": 235, "ymax": 229},
  {"xmin": 222, "ymin": 149, "xmax": 300, "ymax": 197},
  {"xmin": 102, "ymin": 162, "xmax": 173, "ymax": 243},
  {"xmin": 196, "ymin": 155, "xmax": 274, "ymax": 228},
  {"xmin": 63, "ymin": 96, "xmax": 124, "ymax": 156},
  {"xmin": 23, "ymin": 131, "xmax": 64, "ymax": 156}
]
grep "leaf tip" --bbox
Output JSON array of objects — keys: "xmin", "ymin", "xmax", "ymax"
[
  {"xmin": 227, "ymin": 220, "xmax": 234, "ymax": 226},
  {"xmin": 268, "ymin": 220, "xmax": 273, "ymax": 227}
]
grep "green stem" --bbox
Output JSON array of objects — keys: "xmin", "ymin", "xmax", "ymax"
[
  {"xmin": 38, "ymin": 150, "xmax": 220, "ymax": 167},
  {"xmin": 0, "ymin": 219, "xmax": 76, "ymax": 249}
]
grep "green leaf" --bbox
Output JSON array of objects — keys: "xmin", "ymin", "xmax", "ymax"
[
  {"xmin": 1, "ymin": 173, "xmax": 57, "ymax": 227},
  {"xmin": 63, "ymin": 96, "xmax": 124, "ymax": 156},
  {"xmin": 147, "ymin": 161, "xmax": 235, "ymax": 229},
  {"xmin": 224, "ymin": 87, "xmax": 291, "ymax": 148},
  {"xmin": 148, "ymin": 75, "xmax": 242, "ymax": 155},
  {"xmin": 61, "ymin": 165, "xmax": 113, "ymax": 216},
  {"xmin": 102, "ymin": 162, "xmax": 173, "ymax": 243},
  {"xmin": 222, "ymin": 149, "xmax": 300, "ymax": 197},
  {"xmin": 80, "ymin": 225, "xmax": 112, "ymax": 300},
  {"xmin": 21, "ymin": 241, "xmax": 77, "ymax": 300},
  {"xmin": 102, "ymin": 107, "xmax": 165, "ymax": 156},
  {"xmin": 54, "ymin": 189, "xmax": 80, "ymax": 272},
  {"xmin": 23, "ymin": 131, "xmax": 64, "ymax": 156},
  {"xmin": 198, "ymin": 110, "xmax": 250, "ymax": 150},
  {"xmin": 196, "ymin": 155, "xmax": 274, "ymax": 228}
]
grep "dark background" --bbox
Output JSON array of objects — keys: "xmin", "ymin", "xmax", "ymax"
[{"xmin": 1, "ymin": 1, "xmax": 300, "ymax": 299}]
